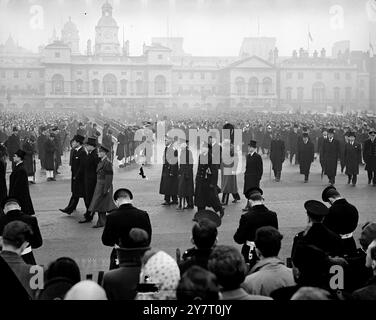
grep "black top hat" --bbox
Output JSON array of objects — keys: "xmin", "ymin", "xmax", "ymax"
[
  {"xmin": 304, "ymin": 200, "xmax": 329, "ymax": 217},
  {"xmin": 193, "ymin": 210, "xmax": 221, "ymax": 228},
  {"xmin": 248, "ymin": 140, "xmax": 257, "ymax": 148},
  {"xmin": 113, "ymin": 188, "xmax": 133, "ymax": 201},
  {"xmin": 245, "ymin": 187, "xmax": 263, "ymax": 200},
  {"xmin": 73, "ymin": 135, "xmax": 85, "ymax": 144},
  {"xmin": 15, "ymin": 149, "xmax": 26, "ymax": 160},
  {"xmin": 98, "ymin": 145, "xmax": 110, "ymax": 153},
  {"xmin": 86, "ymin": 137, "xmax": 97, "ymax": 147},
  {"xmin": 322, "ymin": 185, "xmax": 339, "ymax": 202}
]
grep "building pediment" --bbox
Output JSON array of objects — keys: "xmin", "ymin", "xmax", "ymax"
[{"xmin": 228, "ymin": 56, "xmax": 275, "ymax": 69}]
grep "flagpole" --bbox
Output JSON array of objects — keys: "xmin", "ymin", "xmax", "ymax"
[{"xmin": 307, "ymin": 25, "xmax": 310, "ymax": 55}]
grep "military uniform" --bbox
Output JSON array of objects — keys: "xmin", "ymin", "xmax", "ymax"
[
  {"xmin": 322, "ymin": 132, "xmax": 341, "ymax": 184},
  {"xmin": 177, "ymin": 146, "xmax": 194, "ymax": 209},
  {"xmin": 297, "ymin": 135, "xmax": 314, "ymax": 182},
  {"xmin": 159, "ymin": 142, "xmax": 179, "ymax": 204}
]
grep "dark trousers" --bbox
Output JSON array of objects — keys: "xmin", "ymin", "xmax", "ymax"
[
  {"xmin": 164, "ymin": 195, "xmax": 178, "ymax": 203},
  {"xmin": 347, "ymin": 174, "xmax": 357, "ymax": 185},
  {"xmin": 304, "ymin": 173, "xmax": 309, "ymax": 181},
  {"xmin": 367, "ymin": 170, "xmax": 376, "ymax": 184},
  {"xmin": 221, "ymin": 193, "xmax": 240, "ymax": 204},
  {"xmin": 328, "ymin": 176, "xmax": 336, "ymax": 185},
  {"xmin": 273, "ymin": 170, "xmax": 281, "ymax": 180},
  {"xmin": 65, "ymin": 195, "xmax": 88, "ymax": 213}
]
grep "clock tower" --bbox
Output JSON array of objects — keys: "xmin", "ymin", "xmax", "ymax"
[{"xmin": 95, "ymin": 1, "xmax": 120, "ymax": 56}]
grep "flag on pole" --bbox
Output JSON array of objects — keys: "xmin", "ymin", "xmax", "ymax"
[{"xmin": 308, "ymin": 31, "xmax": 313, "ymax": 42}]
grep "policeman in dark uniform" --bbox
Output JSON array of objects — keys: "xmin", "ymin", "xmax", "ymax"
[
  {"xmin": 233, "ymin": 187, "xmax": 278, "ymax": 269},
  {"xmin": 291, "ymin": 200, "xmax": 343, "ymax": 260},
  {"xmin": 322, "ymin": 128, "xmax": 341, "ymax": 185},
  {"xmin": 321, "ymin": 186, "xmax": 359, "ymax": 256}
]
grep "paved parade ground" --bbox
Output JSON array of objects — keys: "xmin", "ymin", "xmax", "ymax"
[{"xmin": 13, "ymin": 151, "xmax": 376, "ymax": 280}]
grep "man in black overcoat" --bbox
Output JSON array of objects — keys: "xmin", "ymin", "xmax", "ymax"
[
  {"xmin": 5, "ymin": 126, "xmax": 20, "ymax": 170},
  {"xmin": 317, "ymin": 128, "xmax": 328, "ymax": 178},
  {"xmin": 8, "ymin": 150, "xmax": 35, "ymax": 216},
  {"xmin": 177, "ymin": 140, "xmax": 194, "ymax": 210},
  {"xmin": 37, "ymin": 127, "xmax": 48, "ymax": 170},
  {"xmin": 79, "ymin": 137, "xmax": 100, "ymax": 224},
  {"xmin": 159, "ymin": 137, "xmax": 179, "ymax": 205},
  {"xmin": 270, "ymin": 132, "xmax": 285, "ymax": 182},
  {"xmin": 344, "ymin": 132, "xmax": 362, "ymax": 186},
  {"xmin": 288, "ymin": 125, "xmax": 299, "ymax": 164},
  {"xmin": 102, "ymin": 188, "xmax": 152, "ymax": 270},
  {"xmin": 59, "ymin": 135, "xmax": 87, "ymax": 215},
  {"xmin": 322, "ymin": 128, "xmax": 341, "ymax": 185},
  {"xmin": 363, "ymin": 129, "xmax": 376, "ymax": 185},
  {"xmin": 243, "ymin": 140, "xmax": 263, "ymax": 211},
  {"xmin": 234, "ymin": 187, "xmax": 278, "ymax": 268},
  {"xmin": 297, "ymin": 133, "xmax": 314, "ymax": 182}
]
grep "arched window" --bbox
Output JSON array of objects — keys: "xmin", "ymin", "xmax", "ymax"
[
  {"xmin": 155, "ymin": 75, "xmax": 166, "ymax": 95},
  {"xmin": 286, "ymin": 87, "xmax": 292, "ymax": 101},
  {"xmin": 51, "ymin": 74, "xmax": 64, "ymax": 95},
  {"xmin": 75, "ymin": 79, "xmax": 83, "ymax": 94},
  {"xmin": 333, "ymin": 87, "xmax": 340, "ymax": 102},
  {"xmin": 312, "ymin": 82, "xmax": 326, "ymax": 103},
  {"xmin": 248, "ymin": 77, "xmax": 258, "ymax": 96},
  {"xmin": 92, "ymin": 79, "xmax": 100, "ymax": 95},
  {"xmin": 136, "ymin": 80, "xmax": 143, "ymax": 95},
  {"xmin": 297, "ymin": 87, "xmax": 304, "ymax": 101},
  {"xmin": 103, "ymin": 74, "xmax": 117, "ymax": 95},
  {"xmin": 235, "ymin": 77, "xmax": 245, "ymax": 95},
  {"xmin": 120, "ymin": 79, "xmax": 127, "ymax": 95},
  {"xmin": 262, "ymin": 77, "xmax": 272, "ymax": 95},
  {"xmin": 345, "ymin": 87, "xmax": 352, "ymax": 102}
]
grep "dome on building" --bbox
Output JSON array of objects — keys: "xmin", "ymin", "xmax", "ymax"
[
  {"xmin": 62, "ymin": 17, "xmax": 78, "ymax": 33},
  {"xmin": 97, "ymin": 1, "xmax": 118, "ymax": 27}
]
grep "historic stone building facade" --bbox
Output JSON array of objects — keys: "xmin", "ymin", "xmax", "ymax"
[{"xmin": 0, "ymin": 1, "xmax": 374, "ymax": 113}]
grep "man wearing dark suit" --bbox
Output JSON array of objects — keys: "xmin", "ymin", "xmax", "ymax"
[
  {"xmin": 344, "ymin": 132, "xmax": 362, "ymax": 186},
  {"xmin": 159, "ymin": 137, "xmax": 179, "ymax": 205},
  {"xmin": 363, "ymin": 129, "xmax": 376, "ymax": 185},
  {"xmin": 322, "ymin": 128, "xmax": 341, "ymax": 185},
  {"xmin": 9, "ymin": 150, "xmax": 35, "ymax": 216},
  {"xmin": 234, "ymin": 187, "xmax": 278, "ymax": 268},
  {"xmin": 317, "ymin": 128, "xmax": 328, "ymax": 178},
  {"xmin": 102, "ymin": 228, "xmax": 151, "ymax": 300},
  {"xmin": 243, "ymin": 140, "xmax": 263, "ymax": 211},
  {"xmin": 59, "ymin": 135, "xmax": 87, "ymax": 215},
  {"xmin": 5, "ymin": 126, "xmax": 21, "ymax": 170},
  {"xmin": 102, "ymin": 188, "xmax": 152, "ymax": 270},
  {"xmin": 270, "ymin": 133, "xmax": 285, "ymax": 182},
  {"xmin": 297, "ymin": 133, "xmax": 315, "ymax": 182},
  {"xmin": 79, "ymin": 137, "xmax": 99, "ymax": 223},
  {"xmin": 0, "ymin": 198, "xmax": 42, "ymax": 265}
]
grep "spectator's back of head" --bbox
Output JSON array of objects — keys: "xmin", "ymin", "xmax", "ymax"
[
  {"xmin": 359, "ymin": 222, "xmax": 376, "ymax": 251},
  {"xmin": 176, "ymin": 266, "xmax": 219, "ymax": 302},
  {"xmin": 255, "ymin": 226, "xmax": 283, "ymax": 258},
  {"xmin": 207, "ymin": 245, "xmax": 247, "ymax": 291},
  {"xmin": 2, "ymin": 221, "xmax": 32, "ymax": 250},
  {"xmin": 64, "ymin": 280, "xmax": 107, "ymax": 300},
  {"xmin": 192, "ymin": 218, "xmax": 218, "ymax": 249},
  {"xmin": 291, "ymin": 287, "xmax": 331, "ymax": 300},
  {"xmin": 45, "ymin": 257, "xmax": 81, "ymax": 284}
]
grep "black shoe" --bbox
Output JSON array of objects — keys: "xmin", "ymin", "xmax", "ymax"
[
  {"xmin": 304, "ymin": 179, "xmax": 308, "ymax": 183},
  {"xmin": 50, "ymin": 178, "xmax": 56, "ymax": 181},
  {"xmin": 59, "ymin": 208, "xmax": 72, "ymax": 215}
]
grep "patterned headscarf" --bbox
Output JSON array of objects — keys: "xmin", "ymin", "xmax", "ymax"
[{"xmin": 136, "ymin": 251, "xmax": 180, "ymax": 300}]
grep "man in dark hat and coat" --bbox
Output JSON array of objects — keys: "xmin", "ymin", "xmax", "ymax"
[
  {"xmin": 59, "ymin": 135, "xmax": 87, "ymax": 215},
  {"xmin": 234, "ymin": 187, "xmax": 278, "ymax": 268},
  {"xmin": 344, "ymin": 132, "xmax": 362, "ymax": 186},
  {"xmin": 5, "ymin": 126, "xmax": 20, "ymax": 170},
  {"xmin": 322, "ymin": 128, "xmax": 341, "ymax": 185},
  {"xmin": 243, "ymin": 140, "xmax": 263, "ymax": 211},
  {"xmin": 322, "ymin": 186, "xmax": 359, "ymax": 256},
  {"xmin": 288, "ymin": 124, "xmax": 299, "ymax": 165},
  {"xmin": 270, "ymin": 132, "xmax": 285, "ymax": 182},
  {"xmin": 79, "ymin": 137, "xmax": 100, "ymax": 224},
  {"xmin": 22, "ymin": 136, "xmax": 36, "ymax": 184},
  {"xmin": 363, "ymin": 129, "xmax": 376, "ymax": 185},
  {"xmin": 297, "ymin": 132, "xmax": 314, "ymax": 182},
  {"xmin": 44, "ymin": 133, "xmax": 57, "ymax": 182},
  {"xmin": 160, "ymin": 136, "xmax": 179, "ymax": 205},
  {"xmin": 317, "ymin": 128, "xmax": 328, "ymax": 178},
  {"xmin": 177, "ymin": 140, "xmax": 194, "ymax": 210},
  {"xmin": 102, "ymin": 188, "xmax": 152, "ymax": 270},
  {"xmin": 37, "ymin": 126, "xmax": 48, "ymax": 170},
  {"xmin": 8, "ymin": 150, "xmax": 35, "ymax": 216},
  {"xmin": 291, "ymin": 200, "xmax": 343, "ymax": 260}
]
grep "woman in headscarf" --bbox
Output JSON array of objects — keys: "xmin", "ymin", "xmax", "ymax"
[{"xmin": 136, "ymin": 250, "xmax": 180, "ymax": 300}]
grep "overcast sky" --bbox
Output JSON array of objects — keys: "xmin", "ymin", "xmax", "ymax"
[{"xmin": 0, "ymin": 0, "xmax": 375, "ymax": 56}]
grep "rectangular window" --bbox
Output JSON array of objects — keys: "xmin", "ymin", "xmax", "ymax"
[
  {"xmin": 39, "ymin": 84, "xmax": 45, "ymax": 94},
  {"xmin": 298, "ymin": 72, "xmax": 303, "ymax": 80},
  {"xmin": 39, "ymin": 70, "xmax": 44, "ymax": 78},
  {"xmin": 359, "ymin": 79, "xmax": 365, "ymax": 88},
  {"xmin": 335, "ymin": 72, "xmax": 340, "ymax": 80},
  {"xmin": 121, "ymin": 71, "xmax": 127, "ymax": 76},
  {"xmin": 27, "ymin": 71, "xmax": 32, "ymax": 78},
  {"xmin": 201, "ymin": 72, "xmax": 205, "ymax": 80},
  {"xmin": 158, "ymin": 54, "xmax": 163, "ymax": 60},
  {"xmin": 93, "ymin": 71, "xmax": 98, "ymax": 75},
  {"xmin": 212, "ymin": 86, "xmax": 216, "ymax": 95},
  {"xmin": 76, "ymin": 71, "xmax": 82, "ymax": 75},
  {"xmin": 178, "ymin": 72, "xmax": 182, "ymax": 80},
  {"xmin": 346, "ymin": 73, "xmax": 351, "ymax": 80},
  {"xmin": 55, "ymin": 52, "xmax": 61, "ymax": 58},
  {"xmin": 14, "ymin": 70, "xmax": 19, "ymax": 78}
]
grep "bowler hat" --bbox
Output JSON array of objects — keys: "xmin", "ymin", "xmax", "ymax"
[
  {"xmin": 193, "ymin": 210, "xmax": 221, "ymax": 227},
  {"xmin": 248, "ymin": 140, "xmax": 257, "ymax": 148},
  {"xmin": 304, "ymin": 200, "xmax": 329, "ymax": 217},
  {"xmin": 86, "ymin": 137, "xmax": 97, "ymax": 147},
  {"xmin": 14, "ymin": 149, "xmax": 26, "ymax": 160},
  {"xmin": 113, "ymin": 188, "xmax": 133, "ymax": 201},
  {"xmin": 322, "ymin": 185, "xmax": 339, "ymax": 202},
  {"xmin": 245, "ymin": 187, "xmax": 263, "ymax": 199}
]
